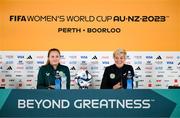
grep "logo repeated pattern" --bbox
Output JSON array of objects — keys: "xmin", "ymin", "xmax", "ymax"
[{"xmin": 0, "ymin": 51, "xmax": 179, "ymax": 89}]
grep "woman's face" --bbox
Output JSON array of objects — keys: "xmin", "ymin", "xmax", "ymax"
[
  {"xmin": 114, "ymin": 53, "xmax": 126, "ymax": 68},
  {"xmin": 48, "ymin": 51, "xmax": 60, "ymax": 66}
]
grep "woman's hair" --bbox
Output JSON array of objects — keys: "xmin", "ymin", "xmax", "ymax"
[
  {"xmin": 113, "ymin": 48, "xmax": 127, "ymax": 58},
  {"xmin": 46, "ymin": 48, "xmax": 60, "ymax": 65}
]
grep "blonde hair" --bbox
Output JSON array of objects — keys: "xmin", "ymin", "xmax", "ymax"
[{"xmin": 113, "ymin": 48, "xmax": 127, "ymax": 58}]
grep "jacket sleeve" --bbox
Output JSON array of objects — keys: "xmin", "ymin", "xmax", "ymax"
[
  {"xmin": 37, "ymin": 67, "xmax": 48, "ymax": 89},
  {"xmin": 100, "ymin": 68, "xmax": 111, "ymax": 89},
  {"xmin": 66, "ymin": 67, "xmax": 71, "ymax": 89},
  {"xmin": 130, "ymin": 65, "xmax": 135, "ymax": 88}
]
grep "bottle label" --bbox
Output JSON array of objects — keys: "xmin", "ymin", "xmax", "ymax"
[
  {"xmin": 61, "ymin": 77, "xmax": 67, "ymax": 89},
  {"xmin": 127, "ymin": 79, "xmax": 132, "ymax": 89},
  {"xmin": 55, "ymin": 79, "xmax": 61, "ymax": 89}
]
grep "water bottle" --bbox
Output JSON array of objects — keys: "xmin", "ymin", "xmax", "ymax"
[
  {"xmin": 61, "ymin": 76, "xmax": 67, "ymax": 89},
  {"xmin": 127, "ymin": 71, "xmax": 133, "ymax": 89},
  {"xmin": 55, "ymin": 71, "xmax": 61, "ymax": 89},
  {"xmin": 55, "ymin": 78, "xmax": 61, "ymax": 89}
]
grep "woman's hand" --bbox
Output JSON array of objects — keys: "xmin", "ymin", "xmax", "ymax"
[{"xmin": 113, "ymin": 82, "xmax": 122, "ymax": 89}]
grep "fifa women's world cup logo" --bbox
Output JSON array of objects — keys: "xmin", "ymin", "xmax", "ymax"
[{"xmin": 74, "ymin": 70, "xmax": 92, "ymax": 89}]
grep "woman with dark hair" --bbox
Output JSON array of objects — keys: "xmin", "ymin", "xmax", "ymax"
[{"xmin": 37, "ymin": 48, "xmax": 70, "ymax": 89}]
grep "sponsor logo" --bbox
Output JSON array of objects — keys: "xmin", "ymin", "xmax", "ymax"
[
  {"xmin": 27, "ymin": 74, "xmax": 34, "ymax": 77},
  {"xmin": 27, "ymin": 71, "xmax": 34, "ymax": 73},
  {"xmin": 135, "ymin": 66, "xmax": 141, "ymax": 70},
  {"xmin": 134, "ymin": 61, "xmax": 142, "ymax": 64},
  {"xmin": 134, "ymin": 56, "xmax": 142, "ymax": 59},
  {"xmin": 6, "ymin": 61, "xmax": 13, "ymax": 64},
  {"xmin": 26, "ymin": 79, "xmax": 32, "ymax": 82},
  {"xmin": 16, "ymin": 75, "xmax": 23, "ymax": 77},
  {"xmin": 8, "ymin": 84, "xmax": 15, "ymax": 87},
  {"xmin": 157, "ymin": 71, "xmax": 165, "ymax": 73},
  {"xmin": 16, "ymin": 66, "xmax": 24, "ymax": 70},
  {"xmin": 171, "ymin": 71, "xmax": 178, "ymax": 73},
  {"xmin": 37, "ymin": 61, "xmax": 44, "ymax": 64},
  {"xmin": 69, "ymin": 61, "xmax": 77, "ymax": 64},
  {"xmin": 148, "ymin": 83, "xmax": 153, "ymax": 87},
  {"xmin": 26, "ymin": 61, "xmax": 33, "ymax": 64},
  {"xmin": 145, "ymin": 66, "xmax": 152, "ymax": 70},
  {"xmin": 91, "ymin": 71, "xmax": 99, "ymax": 74},
  {"xmin": 80, "ymin": 56, "xmax": 88, "ymax": 59},
  {"xmin": 1, "ymin": 78, "xmax": 5, "ymax": 82},
  {"xmin": 126, "ymin": 55, "xmax": 131, "ymax": 60},
  {"xmin": 155, "ymin": 66, "xmax": 163, "ymax": 70},
  {"xmin": 102, "ymin": 61, "xmax": 109, "ymax": 65},
  {"xmin": 145, "ymin": 75, "xmax": 152, "ymax": 77},
  {"xmin": 91, "ymin": 61, "xmax": 98, "ymax": 64},
  {"xmin": 17, "ymin": 55, "xmax": 24, "ymax": 59},
  {"xmin": 14, "ymin": 71, "xmax": 22, "ymax": 73},
  {"xmin": 145, "ymin": 71, "xmax": 152, "ymax": 74},
  {"xmin": 25, "ymin": 66, "xmax": 33, "ymax": 70},
  {"xmin": 166, "ymin": 61, "xmax": 173, "ymax": 64},
  {"xmin": 164, "ymin": 80, "xmax": 170, "ymax": 82},
  {"xmin": 69, "ymin": 56, "xmax": 77, "ymax": 59},
  {"xmin": 174, "ymin": 79, "xmax": 178, "ymax": 83},
  {"xmin": 155, "ymin": 84, "xmax": 162, "ymax": 87},
  {"xmin": 26, "ymin": 84, "xmax": 32, "ymax": 86},
  {"xmin": 167, "ymin": 66, "xmax": 173, "ymax": 70},
  {"xmin": 80, "ymin": 67, "xmax": 87, "ymax": 70},
  {"xmin": 156, "ymin": 56, "xmax": 162, "ymax": 59},
  {"xmin": 167, "ymin": 75, "xmax": 175, "ymax": 77},
  {"xmin": 146, "ymin": 61, "xmax": 152, "ymax": 65},
  {"xmin": 80, "ymin": 61, "xmax": 87, "ymax": 65},
  {"xmin": 36, "ymin": 56, "xmax": 44, "ymax": 59},
  {"xmin": 92, "ymin": 55, "xmax": 98, "ymax": 59},
  {"xmin": 166, "ymin": 56, "xmax": 173, "ymax": 59},
  {"xmin": 101, "ymin": 56, "xmax": 109, "ymax": 59},
  {"xmin": 60, "ymin": 55, "xmax": 65, "ymax": 59},
  {"xmin": 156, "ymin": 75, "xmax": 164, "ymax": 77},
  {"xmin": 92, "ymin": 75, "xmax": 99, "ymax": 78},
  {"xmin": 155, "ymin": 61, "xmax": 163, "ymax": 65},
  {"xmin": 70, "ymin": 66, "xmax": 76, "ymax": 70},
  {"xmin": 177, "ymin": 56, "xmax": 180, "ymax": 59},
  {"xmin": 1, "ymin": 84, "xmax": 6, "ymax": 87},
  {"xmin": 27, "ymin": 55, "xmax": 32, "ymax": 59},
  {"xmin": 17, "ymin": 60, "xmax": 24, "ymax": 65},
  {"xmin": 91, "ymin": 66, "xmax": 98, "ymax": 70},
  {"xmin": 145, "ymin": 56, "xmax": 153, "ymax": 59},
  {"xmin": 9, "ymin": 79, "xmax": 15, "ymax": 82},
  {"xmin": 6, "ymin": 55, "xmax": 13, "ymax": 59},
  {"xmin": 7, "ymin": 66, "xmax": 13, "ymax": 70}
]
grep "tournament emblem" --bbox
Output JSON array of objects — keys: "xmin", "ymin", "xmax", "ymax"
[{"xmin": 110, "ymin": 73, "xmax": 115, "ymax": 79}]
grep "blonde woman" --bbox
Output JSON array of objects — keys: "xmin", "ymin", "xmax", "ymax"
[{"xmin": 100, "ymin": 48, "xmax": 134, "ymax": 89}]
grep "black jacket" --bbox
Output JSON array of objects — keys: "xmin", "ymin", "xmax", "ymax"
[
  {"xmin": 100, "ymin": 64, "xmax": 134, "ymax": 89},
  {"xmin": 37, "ymin": 64, "xmax": 70, "ymax": 89}
]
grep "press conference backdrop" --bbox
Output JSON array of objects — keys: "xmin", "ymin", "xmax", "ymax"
[{"xmin": 0, "ymin": 51, "xmax": 179, "ymax": 89}]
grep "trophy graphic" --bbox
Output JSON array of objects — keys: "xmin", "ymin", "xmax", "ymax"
[{"xmin": 74, "ymin": 70, "xmax": 92, "ymax": 89}]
